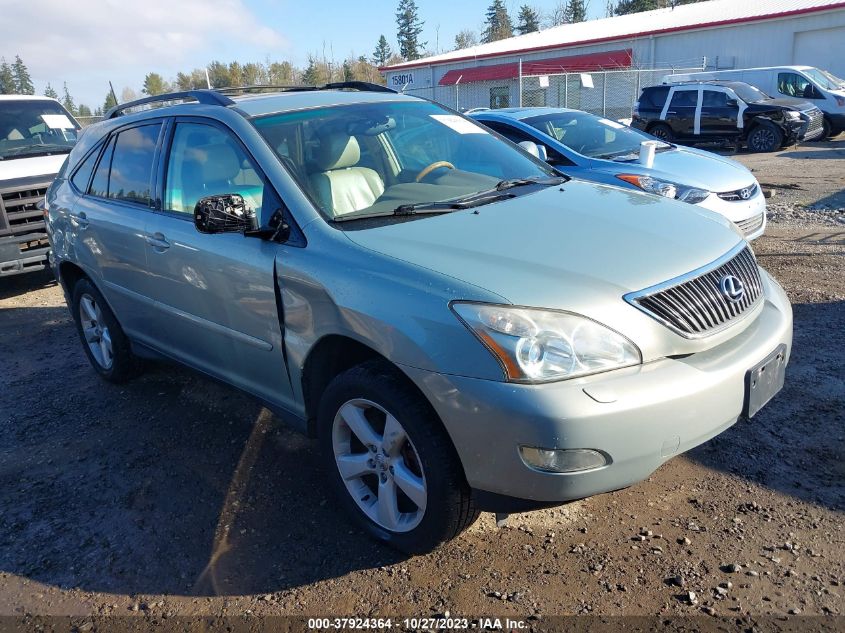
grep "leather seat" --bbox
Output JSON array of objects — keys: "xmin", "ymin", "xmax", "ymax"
[{"xmin": 309, "ymin": 132, "xmax": 384, "ymax": 217}]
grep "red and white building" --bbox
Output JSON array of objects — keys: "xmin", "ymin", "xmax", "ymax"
[{"xmin": 381, "ymin": 0, "xmax": 845, "ymax": 111}]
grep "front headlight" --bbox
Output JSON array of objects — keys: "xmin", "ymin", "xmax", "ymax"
[
  {"xmin": 784, "ymin": 110, "xmax": 802, "ymax": 121},
  {"xmin": 616, "ymin": 174, "xmax": 710, "ymax": 205},
  {"xmin": 451, "ymin": 303, "xmax": 641, "ymax": 383}
]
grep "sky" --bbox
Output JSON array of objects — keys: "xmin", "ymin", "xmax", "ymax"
[{"xmin": 0, "ymin": 0, "xmax": 606, "ymax": 110}]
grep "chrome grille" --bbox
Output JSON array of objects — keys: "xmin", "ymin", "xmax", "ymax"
[
  {"xmin": 625, "ymin": 245, "xmax": 763, "ymax": 338},
  {"xmin": 0, "ymin": 183, "xmax": 49, "ymax": 236},
  {"xmin": 735, "ymin": 212, "xmax": 765, "ymax": 237},
  {"xmin": 802, "ymin": 109, "xmax": 825, "ymax": 140},
  {"xmin": 717, "ymin": 183, "xmax": 758, "ymax": 202}
]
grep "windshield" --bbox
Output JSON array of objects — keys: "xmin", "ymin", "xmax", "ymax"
[
  {"xmin": 731, "ymin": 83, "xmax": 770, "ymax": 102},
  {"xmin": 251, "ymin": 100, "xmax": 558, "ymax": 221},
  {"xmin": 804, "ymin": 68, "xmax": 845, "ymax": 90},
  {"xmin": 0, "ymin": 99, "xmax": 80, "ymax": 161},
  {"xmin": 522, "ymin": 111, "xmax": 668, "ymax": 159}
]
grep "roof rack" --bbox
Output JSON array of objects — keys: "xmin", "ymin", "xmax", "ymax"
[
  {"xmin": 214, "ymin": 81, "xmax": 397, "ymax": 95},
  {"xmin": 105, "ymin": 81, "xmax": 397, "ymax": 119},
  {"xmin": 105, "ymin": 89, "xmax": 235, "ymax": 119}
]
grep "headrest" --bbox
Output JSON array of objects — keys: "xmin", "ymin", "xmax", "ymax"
[
  {"xmin": 196, "ymin": 142, "xmax": 242, "ymax": 184},
  {"xmin": 315, "ymin": 133, "xmax": 361, "ymax": 171}
]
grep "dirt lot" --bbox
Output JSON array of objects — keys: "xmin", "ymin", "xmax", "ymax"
[{"xmin": 0, "ymin": 140, "xmax": 843, "ymax": 625}]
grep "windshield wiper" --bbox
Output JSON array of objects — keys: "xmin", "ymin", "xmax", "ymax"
[
  {"xmin": 0, "ymin": 144, "xmax": 73, "ymax": 160},
  {"xmin": 495, "ymin": 175, "xmax": 567, "ymax": 190}
]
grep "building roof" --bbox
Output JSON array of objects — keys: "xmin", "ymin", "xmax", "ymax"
[
  {"xmin": 438, "ymin": 49, "xmax": 632, "ymax": 85},
  {"xmin": 383, "ymin": 0, "xmax": 845, "ymax": 72}
]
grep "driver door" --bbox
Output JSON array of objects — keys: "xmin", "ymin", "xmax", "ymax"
[{"xmin": 143, "ymin": 117, "xmax": 295, "ymax": 410}]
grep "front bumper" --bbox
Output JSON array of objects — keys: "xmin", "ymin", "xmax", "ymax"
[
  {"xmin": 698, "ymin": 187, "xmax": 767, "ymax": 241},
  {"xmin": 0, "ymin": 235, "xmax": 50, "ymax": 276},
  {"xmin": 402, "ymin": 271, "xmax": 792, "ymax": 507}
]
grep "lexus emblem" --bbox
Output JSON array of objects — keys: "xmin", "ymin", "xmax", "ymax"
[
  {"xmin": 719, "ymin": 275, "xmax": 745, "ymax": 303},
  {"xmin": 739, "ymin": 187, "xmax": 752, "ymax": 200}
]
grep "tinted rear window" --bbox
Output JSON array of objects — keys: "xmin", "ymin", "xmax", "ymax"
[
  {"xmin": 640, "ymin": 86, "xmax": 669, "ymax": 108},
  {"xmin": 108, "ymin": 124, "xmax": 161, "ymax": 205}
]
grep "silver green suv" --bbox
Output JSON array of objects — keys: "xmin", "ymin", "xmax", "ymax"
[{"xmin": 45, "ymin": 84, "xmax": 792, "ymax": 553}]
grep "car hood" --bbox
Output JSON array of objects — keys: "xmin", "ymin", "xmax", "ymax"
[
  {"xmin": 591, "ymin": 146, "xmax": 755, "ymax": 192},
  {"xmin": 752, "ymin": 97, "xmax": 812, "ymax": 111},
  {"xmin": 0, "ymin": 153, "xmax": 68, "ymax": 182},
  {"xmin": 344, "ymin": 180, "xmax": 745, "ymax": 355}
]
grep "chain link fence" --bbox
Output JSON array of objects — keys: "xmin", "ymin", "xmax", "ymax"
[{"xmin": 401, "ymin": 61, "xmax": 706, "ymax": 121}]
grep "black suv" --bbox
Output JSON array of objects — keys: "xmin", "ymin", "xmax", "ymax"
[{"xmin": 632, "ymin": 80, "xmax": 825, "ymax": 152}]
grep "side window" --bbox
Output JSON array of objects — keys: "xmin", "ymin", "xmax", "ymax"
[
  {"xmin": 164, "ymin": 122, "xmax": 268, "ymax": 217},
  {"xmin": 702, "ymin": 90, "xmax": 728, "ymax": 108},
  {"xmin": 643, "ymin": 86, "xmax": 669, "ymax": 108},
  {"xmin": 108, "ymin": 124, "xmax": 162, "ymax": 205},
  {"xmin": 71, "ymin": 144, "xmax": 102, "ymax": 192},
  {"xmin": 778, "ymin": 72, "xmax": 821, "ymax": 99},
  {"xmin": 482, "ymin": 121, "xmax": 535, "ymax": 145},
  {"xmin": 89, "ymin": 137, "xmax": 115, "ymax": 198},
  {"xmin": 669, "ymin": 90, "xmax": 698, "ymax": 109}
]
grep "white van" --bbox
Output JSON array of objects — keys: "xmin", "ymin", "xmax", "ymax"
[
  {"xmin": 0, "ymin": 96, "xmax": 81, "ymax": 276},
  {"xmin": 664, "ymin": 66, "xmax": 845, "ymax": 139}
]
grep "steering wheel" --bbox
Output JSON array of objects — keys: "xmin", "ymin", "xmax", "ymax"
[{"xmin": 415, "ymin": 161, "xmax": 455, "ymax": 182}]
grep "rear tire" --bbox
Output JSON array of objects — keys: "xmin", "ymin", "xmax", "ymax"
[
  {"xmin": 317, "ymin": 359, "xmax": 479, "ymax": 554},
  {"xmin": 71, "ymin": 278, "xmax": 142, "ymax": 383},
  {"xmin": 649, "ymin": 123, "xmax": 673, "ymax": 142},
  {"xmin": 747, "ymin": 124, "xmax": 783, "ymax": 153}
]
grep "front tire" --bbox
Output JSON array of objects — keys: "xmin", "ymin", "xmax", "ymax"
[
  {"xmin": 649, "ymin": 123, "xmax": 673, "ymax": 142},
  {"xmin": 71, "ymin": 278, "xmax": 142, "ymax": 383},
  {"xmin": 747, "ymin": 124, "xmax": 783, "ymax": 153},
  {"xmin": 317, "ymin": 360, "xmax": 478, "ymax": 554}
]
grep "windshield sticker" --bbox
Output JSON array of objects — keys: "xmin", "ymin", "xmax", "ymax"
[
  {"xmin": 41, "ymin": 114, "xmax": 75, "ymax": 129},
  {"xmin": 599, "ymin": 118, "xmax": 626, "ymax": 129},
  {"xmin": 431, "ymin": 114, "xmax": 488, "ymax": 135}
]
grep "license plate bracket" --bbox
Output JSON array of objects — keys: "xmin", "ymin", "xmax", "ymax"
[{"xmin": 743, "ymin": 344, "xmax": 787, "ymax": 418}]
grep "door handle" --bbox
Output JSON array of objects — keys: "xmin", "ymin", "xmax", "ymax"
[
  {"xmin": 70, "ymin": 211, "xmax": 89, "ymax": 229},
  {"xmin": 145, "ymin": 232, "xmax": 171, "ymax": 251}
]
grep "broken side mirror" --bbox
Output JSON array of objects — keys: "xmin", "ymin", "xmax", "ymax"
[{"xmin": 194, "ymin": 194, "xmax": 258, "ymax": 235}]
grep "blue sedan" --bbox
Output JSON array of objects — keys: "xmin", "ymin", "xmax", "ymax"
[{"xmin": 470, "ymin": 107, "xmax": 767, "ymax": 240}]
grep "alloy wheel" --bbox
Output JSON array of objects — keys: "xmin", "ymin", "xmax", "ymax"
[
  {"xmin": 79, "ymin": 294, "xmax": 114, "ymax": 370},
  {"xmin": 332, "ymin": 398, "xmax": 427, "ymax": 532},
  {"xmin": 750, "ymin": 128, "xmax": 776, "ymax": 152}
]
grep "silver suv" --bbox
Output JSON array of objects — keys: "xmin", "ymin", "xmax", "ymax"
[{"xmin": 45, "ymin": 84, "xmax": 793, "ymax": 553}]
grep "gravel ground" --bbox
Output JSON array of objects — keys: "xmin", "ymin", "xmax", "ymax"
[{"xmin": 0, "ymin": 140, "xmax": 843, "ymax": 625}]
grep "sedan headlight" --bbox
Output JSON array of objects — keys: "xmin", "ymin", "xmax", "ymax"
[
  {"xmin": 617, "ymin": 174, "xmax": 710, "ymax": 205},
  {"xmin": 452, "ymin": 303, "xmax": 641, "ymax": 383}
]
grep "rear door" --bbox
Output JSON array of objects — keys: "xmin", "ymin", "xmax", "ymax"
[
  {"xmin": 70, "ymin": 121, "xmax": 164, "ymax": 341},
  {"xmin": 143, "ymin": 117, "xmax": 295, "ymax": 409},
  {"xmin": 663, "ymin": 88, "xmax": 699, "ymax": 139}
]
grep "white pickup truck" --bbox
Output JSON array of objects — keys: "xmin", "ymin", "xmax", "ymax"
[{"xmin": 0, "ymin": 95, "xmax": 81, "ymax": 276}]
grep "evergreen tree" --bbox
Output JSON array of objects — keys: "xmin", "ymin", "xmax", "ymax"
[
  {"xmin": 482, "ymin": 0, "xmax": 514, "ymax": 43},
  {"xmin": 77, "ymin": 104, "xmax": 92, "ymax": 117},
  {"xmin": 0, "ymin": 58, "xmax": 14, "ymax": 94},
  {"xmin": 372, "ymin": 35, "xmax": 393, "ymax": 66},
  {"xmin": 302, "ymin": 56, "xmax": 327, "ymax": 86},
  {"xmin": 12, "ymin": 56, "xmax": 34, "ymax": 94},
  {"xmin": 44, "ymin": 83, "xmax": 59, "ymax": 99},
  {"xmin": 516, "ymin": 5, "xmax": 541, "ymax": 34},
  {"xmin": 142, "ymin": 72, "xmax": 169, "ymax": 96},
  {"xmin": 564, "ymin": 0, "xmax": 588, "ymax": 23},
  {"xmin": 61, "ymin": 82, "xmax": 76, "ymax": 115},
  {"xmin": 614, "ymin": 0, "xmax": 704, "ymax": 15},
  {"xmin": 342, "ymin": 60, "xmax": 354, "ymax": 82},
  {"xmin": 396, "ymin": 0, "xmax": 426, "ymax": 61},
  {"xmin": 454, "ymin": 29, "xmax": 478, "ymax": 50},
  {"xmin": 103, "ymin": 90, "xmax": 118, "ymax": 113}
]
